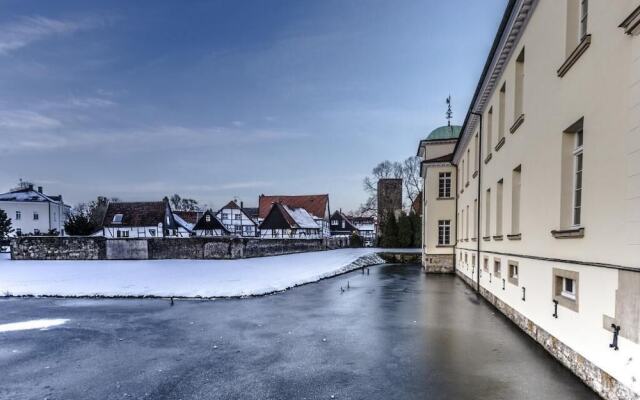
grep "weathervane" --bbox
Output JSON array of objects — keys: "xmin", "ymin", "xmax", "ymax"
[{"xmin": 446, "ymin": 95, "xmax": 452, "ymax": 126}]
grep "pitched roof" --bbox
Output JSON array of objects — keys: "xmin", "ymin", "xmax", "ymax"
[
  {"xmin": 103, "ymin": 201, "xmax": 169, "ymax": 227},
  {"xmin": 0, "ymin": 188, "xmax": 65, "ymax": 205},
  {"xmin": 243, "ymin": 207, "xmax": 259, "ymax": 220},
  {"xmin": 217, "ymin": 200, "xmax": 258, "ymax": 225},
  {"xmin": 259, "ymin": 194, "xmax": 329, "ymax": 219},
  {"xmin": 193, "ymin": 210, "xmax": 229, "ymax": 232},
  {"xmin": 258, "ymin": 203, "xmax": 319, "ymax": 230},
  {"xmin": 173, "ymin": 211, "xmax": 200, "ymax": 224},
  {"xmin": 220, "ymin": 200, "xmax": 240, "ymax": 210},
  {"xmin": 330, "ymin": 210, "xmax": 358, "ymax": 233}
]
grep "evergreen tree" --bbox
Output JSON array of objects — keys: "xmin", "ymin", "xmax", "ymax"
[
  {"xmin": 397, "ymin": 212, "xmax": 413, "ymax": 248},
  {"xmin": 409, "ymin": 212, "xmax": 422, "ymax": 247},
  {"xmin": 381, "ymin": 213, "xmax": 399, "ymax": 248},
  {"xmin": 0, "ymin": 209, "xmax": 13, "ymax": 239},
  {"xmin": 64, "ymin": 212, "xmax": 97, "ymax": 236},
  {"xmin": 349, "ymin": 232, "xmax": 364, "ymax": 248}
]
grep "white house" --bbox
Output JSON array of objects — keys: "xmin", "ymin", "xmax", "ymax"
[
  {"xmin": 216, "ymin": 200, "xmax": 258, "ymax": 237},
  {"xmin": 97, "ymin": 199, "xmax": 181, "ymax": 238},
  {"xmin": 0, "ymin": 182, "xmax": 70, "ymax": 237}
]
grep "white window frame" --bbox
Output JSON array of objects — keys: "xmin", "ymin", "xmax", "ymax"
[
  {"xmin": 439, "ymin": 172, "xmax": 451, "ymax": 198},
  {"xmin": 15, "ymin": 211, "xmax": 21, "ymax": 221},
  {"xmin": 572, "ymin": 130, "xmax": 583, "ymax": 227},
  {"xmin": 438, "ymin": 220, "xmax": 450, "ymax": 245},
  {"xmin": 33, "ymin": 211, "xmax": 39, "ymax": 221},
  {"xmin": 561, "ymin": 277, "xmax": 576, "ymax": 300}
]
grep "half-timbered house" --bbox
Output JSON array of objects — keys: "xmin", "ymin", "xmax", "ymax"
[
  {"xmin": 192, "ymin": 210, "xmax": 229, "ymax": 237},
  {"xmin": 215, "ymin": 200, "xmax": 258, "ymax": 237},
  {"xmin": 258, "ymin": 203, "xmax": 321, "ymax": 239},
  {"xmin": 258, "ymin": 194, "xmax": 330, "ymax": 237},
  {"xmin": 99, "ymin": 199, "xmax": 179, "ymax": 238},
  {"xmin": 329, "ymin": 210, "xmax": 359, "ymax": 237}
]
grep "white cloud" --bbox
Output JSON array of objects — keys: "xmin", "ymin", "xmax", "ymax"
[
  {"xmin": 0, "ymin": 16, "xmax": 104, "ymax": 55},
  {"xmin": 0, "ymin": 110, "xmax": 61, "ymax": 130}
]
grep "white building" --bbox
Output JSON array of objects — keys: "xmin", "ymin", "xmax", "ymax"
[
  {"xmin": 216, "ymin": 200, "xmax": 258, "ymax": 237},
  {"xmin": 192, "ymin": 210, "xmax": 229, "ymax": 237},
  {"xmin": 0, "ymin": 183, "xmax": 70, "ymax": 236},
  {"xmin": 97, "ymin": 199, "xmax": 181, "ymax": 238}
]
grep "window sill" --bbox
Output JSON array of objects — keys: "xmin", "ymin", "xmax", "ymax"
[
  {"xmin": 510, "ymin": 114, "xmax": 525, "ymax": 134},
  {"xmin": 482, "ymin": 236, "xmax": 491, "ymax": 241},
  {"xmin": 507, "ymin": 233, "xmax": 521, "ymax": 241},
  {"xmin": 557, "ymin": 34, "xmax": 591, "ymax": 77},
  {"xmin": 551, "ymin": 227, "xmax": 585, "ymax": 239},
  {"xmin": 436, "ymin": 197, "xmax": 455, "ymax": 201},
  {"xmin": 619, "ymin": 5, "xmax": 640, "ymax": 35},
  {"xmin": 494, "ymin": 137, "xmax": 505, "ymax": 152},
  {"xmin": 492, "ymin": 235, "xmax": 504, "ymax": 241},
  {"xmin": 471, "ymin": 238, "xmax": 477, "ymax": 242},
  {"xmin": 436, "ymin": 244, "xmax": 454, "ymax": 248},
  {"xmin": 472, "ymin": 171, "xmax": 478, "ymax": 178},
  {"xmin": 465, "ymin": 182, "xmax": 469, "ymax": 188},
  {"xmin": 508, "ymin": 277, "xmax": 519, "ymax": 286},
  {"xmin": 553, "ymin": 294, "xmax": 579, "ymax": 312},
  {"xmin": 484, "ymin": 153, "xmax": 492, "ymax": 164}
]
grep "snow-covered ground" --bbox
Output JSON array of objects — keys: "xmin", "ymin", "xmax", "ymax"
[
  {"xmin": 0, "ymin": 248, "xmax": 418, "ymax": 298},
  {"xmin": 0, "ymin": 319, "xmax": 69, "ymax": 332}
]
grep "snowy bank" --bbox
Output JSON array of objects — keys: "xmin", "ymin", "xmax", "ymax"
[{"xmin": 0, "ymin": 248, "xmax": 418, "ymax": 298}]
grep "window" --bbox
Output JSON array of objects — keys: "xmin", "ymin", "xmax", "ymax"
[
  {"xmin": 15, "ymin": 211, "xmax": 21, "ymax": 220},
  {"xmin": 206, "ymin": 215, "xmax": 211, "ymax": 222},
  {"xmin": 438, "ymin": 220, "xmax": 450, "ymax": 245},
  {"xmin": 331, "ymin": 219, "xmax": 338, "ymax": 226},
  {"xmin": 496, "ymin": 179, "xmax": 503, "ymax": 236},
  {"xmin": 498, "ymin": 83, "xmax": 506, "ymax": 143},
  {"xmin": 483, "ymin": 257, "xmax": 489, "ymax": 272},
  {"xmin": 474, "ymin": 134, "xmax": 479, "ymax": 173},
  {"xmin": 473, "ymin": 199, "xmax": 477, "ymax": 239},
  {"xmin": 579, "ymin": 0, "xmax": 588, "ymax": 40},
  {"xmin": 553, "ymin": 268, "xmax": 579, "ymax": 311},
  {"xmin": 514, "ymin": 48, "xmax": 525, "ymax": 120},
  {"xmin": 461, "ymin": 159, "xmax": 465, "ymax": 190},
  {"xmin": 494, "ymin": 259, "xmax": 502, "ymax": 278},
  {"xmin": 573, "ymin": 130, "xmax": 583, "ymax": 226},
  {"xmin": 149, "ymin": 229, "xmax": 156, "ymax": 237},
  {"xmin": 485, "ymin": 188, "xmax": 491, "ymax": 237},
  {"xmin": 33, "ymin": 211, "xmax": 39, "ymax": 221},
  {"xmin": 235, "ymin": 225, "xmax": 243, "ymax": 234},
  {"xmin": 465, "ymin": 205, "xmax": 469, "ymax": 240},
  {"xmin": 234, "ymin": 214, "xmax": 241, "ymax": 220},
  {"xmin": 222, "ymin": 213, "xmax": 229, "ymax": 220},
  {"xmin": 508, "ymin": 261, "xmax": 519, "ymax": 285},
  {"xmin": 486, "ymin": 107, "xmax": 493, "ymax": 157},
  {"xmin": 512, "ymin": 166, "xmax": 521, "ymax": 234},
  {"xmin": 466, "ymin": 149, "xmax": 470, "ymax": 184},
  {"xmin": 34, "ymin": 229, "xmax": 40, "ymax": 235},
  {"xmin": 16, "ymin": 228, "xmax": 22, "ymax": 236},
  {"xmin": 439, "ymin": 172, "xmax": 451, "ymax": 198},
  {"xmin": 112, "ymin": 214, "xmax": 123, "ymax": 224},
  {"xmin": 461, "ymin": 209, "xmax": 464, "ymax": 240},
  {"xmin": 341, "ymin": 221, "xmax": 345, "ymax": 229},
  {"xmin": 472, "ymin": 254, "xmax": 476, "ymax": 269}
]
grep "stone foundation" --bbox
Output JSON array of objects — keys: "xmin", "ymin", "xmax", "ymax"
[
  {"xmin": 378, "ymin": 251, "xmax": 421, "ymax": 264},
  {"xmin": 422, "ymin": 254, "xmax": 454, "ymax": 273},
  {"xmin": 456, "ymin": 270, "xmax": 639, "ymax": 400}
]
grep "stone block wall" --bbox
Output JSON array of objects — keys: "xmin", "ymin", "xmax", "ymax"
[
  {"xmin": 10, "ymin": 236, "xmax": 349, "ymax": 260},
  {"xmin": 10, "ymin": 237, "xmax": 106, "ymax": 260},
  {"xmin": 422, "ymin": 254, "xmax": 454, "ymax": 273}
]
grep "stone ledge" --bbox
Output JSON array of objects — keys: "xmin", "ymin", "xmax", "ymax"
[
  {"xmin": 495, "ymin": 137, "xmax": 506, "ymax": 152},
  {"xmin": 551, "ymin": 227, "xmax": 585, "ymax": 239},
  {"xmin": 484, "ymin": 153, "xmax": 492, "ymax": 164},
  {"xmin": 507, "ymin": 233, "xmax": 522, "ymax": 241},
  {"xmin": 557, "ymin": 35, "xmax": 591, "ymax": 77},
  {"xmin": 510, "ymin": 113, "xmax": 525, "ymax": 134}
]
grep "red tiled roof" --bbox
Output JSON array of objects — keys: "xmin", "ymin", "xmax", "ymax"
[
  {"xmin": 221, "ymin": 200, "xmax": 240, "ymax": 210},
  {"xmin": 259, "ymin": 194, "xmax": 329, "ymax": 219}
]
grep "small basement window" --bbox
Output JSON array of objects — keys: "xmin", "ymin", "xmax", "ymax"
[
  {"xmin": 553, "ymin": 268, "xmax": 579, "ymax": 312},
  {"xmin": 508, "ymin": 261, "xmax": 519, "ymax": 286}
]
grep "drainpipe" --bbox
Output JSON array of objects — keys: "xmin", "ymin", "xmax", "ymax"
[
  {"xmin": 470, "ymin": 111, "xmax": 482, "ymax": 293},
  {"xmin": 454, "ymin": 163, "xmax": 458, "ymax": 274}
]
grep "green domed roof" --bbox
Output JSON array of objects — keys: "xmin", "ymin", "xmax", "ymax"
[{"xmin": 426, "ymin": 125, "xmax": 462, "ymax": 141}]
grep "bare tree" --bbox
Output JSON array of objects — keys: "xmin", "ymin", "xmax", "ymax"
[
  {"xmin": 359, "ymin": 157, "xmax": 422, "ymax": 214},
  {"xmin": 402, "ymin": 156, "xmax": 422, "ymax": 208},
  {"xmin": 169, "ymin": 193, "xmax": 200, "ymax": 211}
]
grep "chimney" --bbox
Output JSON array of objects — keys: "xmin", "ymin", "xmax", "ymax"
[
  {"xmin": 37, "ymin": 186, "xmax": 43, "ymax": 194},
  {"xmin": 240, "ymin": 201, "xmax": 244, "ymax": 209},
  {"xmin": 28, "ymin": 183, "xmax": 34, "ymax": 190}
]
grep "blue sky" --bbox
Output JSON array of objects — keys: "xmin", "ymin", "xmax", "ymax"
[{"xmin": 0, "ymin": 0, "xmax": 506, "ymax": 211}]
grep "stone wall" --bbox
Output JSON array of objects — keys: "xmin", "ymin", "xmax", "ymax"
[
  {"xmin": 10, "ymin": 237, "xmax": 106, "ymax": 260},
  {"xmin": 422, "ymin": 254, "xmax": 454, "ymax": 273},
  {"xmin": 456, "ymin": 270, "xmax": 639, "ymax": 400},
  {"xmin": 10, "ymin": 236, "xmax": 348, "ymax": 261},
  {"xmin": 378, "ymin": 252, "xmax": 421, "ymax": 264}
]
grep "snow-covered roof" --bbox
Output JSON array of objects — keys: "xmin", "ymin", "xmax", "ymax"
[
  {"xmin": 283, "ymin": 205, "xmax": 319, "ymax": 229},
  {"xmin": 0, "ymin": 188, "xmax": 65, "ymax": 205},
  {"xmin": 172, "ymin": 213, "xmax": 194, "ymax": 231}
]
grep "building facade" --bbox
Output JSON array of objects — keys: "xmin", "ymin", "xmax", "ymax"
[
  {"xmin": 216, "ymin": 200, "xmax": 259, "ymax": 237},
  {"xmin": 417, "ymin": 125, "xmax": 460, "ymax": 272},
  {"xmin": 420, "ymin": 2, "xmax": 640, "ymax": 399},
  {"xmin": 258, "ymin": 194, "xmax": 330, "ymax": 236},
  {"xmin": 258, "ymin": 203, "xmax": 321, "ymax": 239},
  {"xmin": 0, "ymin": 183, "xmax": 70, "ymax": 237}
]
